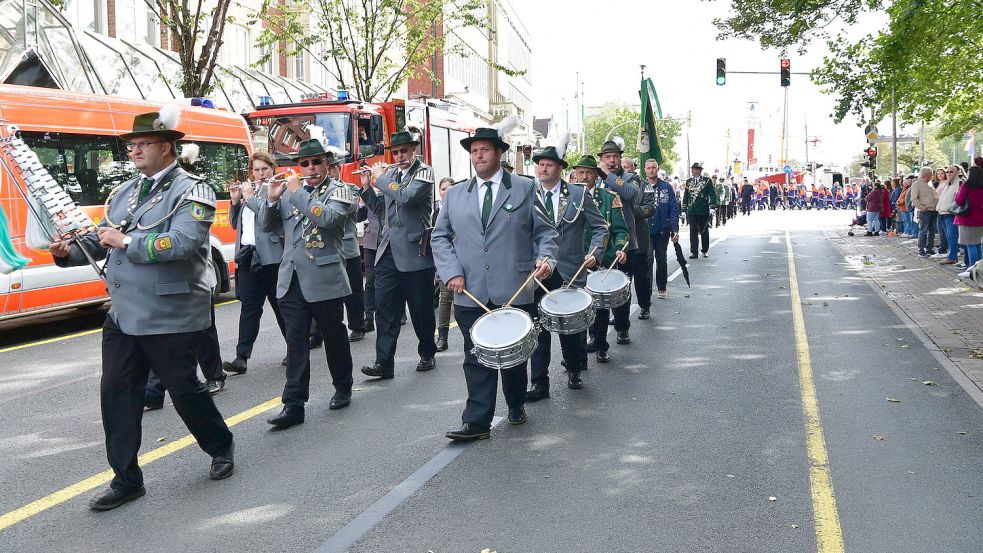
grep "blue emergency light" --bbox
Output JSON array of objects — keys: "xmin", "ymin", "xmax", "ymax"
[
  {"xmin": 259, "ymin": 96, "xmax": 272, "ymax": 107},
  {"xmin": 337, "ymin": 90, "xmax": 349, "ymax": 101}
]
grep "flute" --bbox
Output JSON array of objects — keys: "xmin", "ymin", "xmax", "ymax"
[
  {"xmin": 227, "ymin": 175, "xmax": 317, "ymax": 191},
  {"xmin": 352, "ymin": 163, "xmax": 400, "ymax": 175}
]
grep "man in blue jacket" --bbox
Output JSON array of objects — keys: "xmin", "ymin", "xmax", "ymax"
[{"xmin": 645, "ymin": 159, "xmax": 679, "ymax": 300}]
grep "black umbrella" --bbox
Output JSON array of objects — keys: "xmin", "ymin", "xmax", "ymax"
[{"xmin": 673, "ymin": 241, "xmax": 691, "ymax": 287}]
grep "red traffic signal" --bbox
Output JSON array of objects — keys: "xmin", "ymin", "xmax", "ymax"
[
  {"xmin": 865, "ymin": 147, "xmax": 877, "ymax": 157},
  {"xmin": 780, "ymin": 59, "xmax": 790, "ymax": 69},
  {"xmin": 780, "ymin": 58, "xmax": 791, "ymax": 86}
]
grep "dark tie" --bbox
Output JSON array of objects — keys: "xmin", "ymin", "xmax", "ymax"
[
  {"xmin": 138, "ymin": 176, "xmax": 154, "ymax": 202},
  {"xmin": 545, "ymin": 190, "xmax": 555, "ymax": 224},
  {"xmin": 481, "ymin": 181, "xmax": 493, "ymax": 229}
]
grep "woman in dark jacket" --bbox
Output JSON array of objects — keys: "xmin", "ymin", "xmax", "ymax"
[{"xmin": 865, "ymin": 183, "xmax": 886, "ymax": 235}]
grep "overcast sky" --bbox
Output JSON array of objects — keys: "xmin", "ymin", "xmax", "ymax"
[{"xmin": 515, "ymin": 0, "xmax": 891, "ymax": 176}]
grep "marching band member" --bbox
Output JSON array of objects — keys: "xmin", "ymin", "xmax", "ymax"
[
  {"xmin": 359, "ymin": 130, "xmax": 439, "ymax": 379},
  {"xmin": 261, "ymin": 137, "xmax": 357, "ymax": 428},
  {"xmin": 573, "ymin": 155, "xmax": 629, "ymax": 364},
  {"xmin": 527, "ymin": 143, "xmax": 607, "ymax": 400},
  {"xmin": 49, "ymin": 109, "xmax": 235, "ymax": 510},
  {"xmin": 431, "ymin": 118, "xmax": 558, "ymax": 442},
  {"xmin": 329, "ymin": 150, "xmax": 369, "ymax": 343},
  {"xmin": 682, "ymin": 163, "xmax": 718, "ymax": 259},
  {"xmin": 222, "ymin": 152, "xmax": 288, "ymax": 375}
]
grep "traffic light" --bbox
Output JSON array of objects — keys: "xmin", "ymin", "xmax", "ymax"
[
  {"xmin": 780, "ymin": 58, "xmax": 790, "ymax": 87},
  {"xmin": 716, "ymin": 58, "xmax": 726, "ymax": 86},
  {"xmin": 865, "ymin": 146, "xmax": 877, "ymax": 170}
]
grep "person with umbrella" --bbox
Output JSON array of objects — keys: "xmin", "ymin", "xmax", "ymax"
[{"xmin": 645, "ymin": 159, "xmax": 680, "ymax": 299}]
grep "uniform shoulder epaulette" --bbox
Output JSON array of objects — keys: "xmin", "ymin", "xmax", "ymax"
[
  {"xmin": 414, "ymin": 166, "xmax": 434, "ymax": 184},
  {"xmin": 184, "ymin": 180, "xmax": 216, "ymax": 208},
  {"xmin": 328, "ymin": 183, "xmax": 357, "ymax": 205}
]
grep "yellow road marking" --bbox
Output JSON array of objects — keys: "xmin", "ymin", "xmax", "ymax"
[
  {"xmin": 785, "ymin": 230, "xmax": 845, "ymax": 553},
  {"xmin": 0, "ymin": 300, "xmax": 240, "ymax": 354},
  {"xmin": 0, "ymin": 397, "xmax": 281, "ymax": 532}
]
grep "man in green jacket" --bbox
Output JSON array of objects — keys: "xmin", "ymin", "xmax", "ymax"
[
  {"xmin": 571, "ymin": 155, "xmax": 628, "ymax": 364},
  {"xmin": 682, "ymin": 162, "xmax": 718, "ymax": 258}
]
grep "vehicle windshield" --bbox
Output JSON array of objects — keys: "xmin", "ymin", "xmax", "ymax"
[{"xmin": 253, "ymin": 112, "xmax": 353, "ymax": 166}]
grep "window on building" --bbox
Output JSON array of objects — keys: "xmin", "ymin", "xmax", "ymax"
[
  {"xmin": 292, "ymin": 48, "xmax": 305, "ymax": 81},
  {"xmin": 65, "ymin": 0, "xmax": 107, "ymax": 34},
  {"xmin": 115, "ymin": 0, "xmax": 159, "ymax": 46},
  {"xmin": 220, "ymin": 24, "xmax": 251, "ymax": 67},
  {"xmin": 259, "ymin": 42, "xmax": 277, "ymax": 75}
]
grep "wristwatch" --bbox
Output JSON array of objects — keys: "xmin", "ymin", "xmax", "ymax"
[{"xmin": 122, "ymin": 236, "xmax": 133, "ymax": 248}]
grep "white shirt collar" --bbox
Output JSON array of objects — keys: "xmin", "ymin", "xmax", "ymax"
[
  {"xmin": 480, "ymin": 168, "xmax": 505, "ymax": 187},
  {"xmin": 146, "ymin": 160, "xmax": 178, "ymax": 184}
]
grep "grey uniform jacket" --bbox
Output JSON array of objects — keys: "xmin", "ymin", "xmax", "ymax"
[
  {"xmin": 543, "ymin": 181, "xmax": 608, "ymax": 287},
  {"xmin": 601, "ymin": 170, "xmax": 642, "ymax": 251},
  {"xmin": 260, "ymin": 181, "xmax": 356, "ymax": 302},
  {"xmin": 229, "ymin": 187, "xmax": 284, "ymax": 266},
  {"xmin": 632, "ymin": 178, "xmax": 656, "ymax": 253},
  {"xmin": 338, "ymin": 180, "xmax": 361, "ymax": 260},
  {"xmin": 357, "ymin": 194, "xmax": 381, "ymax": 251},
  {"xmin": 55, "ymin": 166, "xmax": 215, "ymax": 335},
  {"xmin": 432, "ymin": 172, "xmax": 559, "ymax": 308},
  {"xmin": 361, "ymin": 160, "xmax": 435, "ymax": 272}
]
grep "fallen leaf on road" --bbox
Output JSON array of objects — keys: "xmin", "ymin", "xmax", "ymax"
[
  {"xmin": 942, "ymin": 347, "xmax": 953, "ymax": 353},
  {"xmin": 823, "ymin": 301, "xmax": 829, "ymax": 307},
  {"xmin": 726, "ymin": 474, "xmax": 735, "ymax": 478},
  {"xmin": 886, "ymin": 397, "xmax": 902, "ymax": 403},
  {"xmin": 970, "ymin": 349, "xmax": 983, "ymax": 359},
  {"xmin": 353, "ymin": 387, "xmax": 363, "ymax": 392},
  {"xmin": 768, "ymin": 496, "xmax": 778, "ymax": 502},
  {"xmin": 873, "ymin": 435, "xmax": 885, "ymax": 441},
  {"xmin": 792, "ymin": 524, "xmax": 800, "ymax": 529},
  {"xmin": 909, "ymin": 377, "xmax": 918, "ymax": 381},
  {"xmin": 958, "ymin": 431, "xmax": 968, "ymax": 435},
  {"xmin": 156, "ymin": 437, "xmax": 166, "ymax": 442},
  {"xmin": 921, "ymin": 380, "xmax": 938, "ymax": 386},
  {"xmin": 900, "ymin": 344, "xmax": 911, "ymax": 349}
]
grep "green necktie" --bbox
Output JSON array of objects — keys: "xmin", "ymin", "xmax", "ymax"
[
  {"xmin": 138, "ymin": 176, "xmax": 154, "ymax": 202},
  {"xmin": 481, "ymin": 181, "xmax": 493, "ymax": 229},
  {"xmin": 545, "ymin": 190, "xmax": 555, "ymax": 223}
]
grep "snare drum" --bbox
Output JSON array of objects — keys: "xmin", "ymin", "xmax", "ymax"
[
  {"xmin": 470, "ymin": 307, "xmax": 538, "ymax": 370},
  {"xmin": 539, "ymin": 287, "xmax": 595, "ymax": 334},
  {"xmin": 585, "ymin": 269, "xmax": 631, "ymax": 309}
]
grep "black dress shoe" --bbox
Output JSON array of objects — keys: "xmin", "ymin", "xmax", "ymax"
[
  {"xmin": 207, "ymin": 379, "xmax": 225, "ymax": 395},
  {"xmin": 508, "ymin": 406, "xmax": 527, "ymax": 425},
  {"xmin": 702, "ymin": 252, "xmax": 709, "ymax": 258},
  {"xmin": 267, "ymin": 405, "xmax": 305, "ymax": 428},
  {"xmin": 361, "ymin": 364, "xmax": 395, "ymax": 379},
  {"xmin": 416, "ymin": 357, "xmax": 436, "ymax": 372},
  {"xmin": 309, "ymin": 336, "xmax": 323, "ymax": 349},
  {"xmin": 689, "ymin": 254, "xmax": 698, "ymax": 259},
  {"xmin": 525, "ymin": 382, "xmax": 550, "ymax": 402},
  {"xmin": 144, "ymin": 396, "xmax": 164, "ymax": 411},
  {"xmin": 329, "ymin": 391, "xmax": 352, "ymax": 410},
  {"xmin": 568, "ymin": 372, "xmax": 584, "ymax": 390},
  {"xmin": 222, "ymin": 356, "xmax": 247, "ymax": 375},
  {"xmin": 435, "ymin": 328, "xmax": 449, "ymax": 352},
  {"xmin": 638, "ymin": 308, "xmax": 650, "ymax": 320},
  {"xmin": 596, "ymin": 350, "xmax": 610, "ymax": 363},
  {"xmin": 209, "ymin": 442, "xmax": 234, "ymax": 480},
  {"xmin": 348, "ymin": 330, "xmax": 366, "ymax": 342},
  {"xmin": 616, "ymin": 330, "xmax": 631, "ymax": 345},
  {"xmin": 88, "ymin": 486, "xmax": 146, "ymax": 511},
  {"xmin": 445, "ymin": 423, "xmax": 490, "ymax": 442}
]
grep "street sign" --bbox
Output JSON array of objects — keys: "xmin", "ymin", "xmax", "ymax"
[{"xmin": 864, "ymin": 124, "xmax": 878, "ymax": 141}]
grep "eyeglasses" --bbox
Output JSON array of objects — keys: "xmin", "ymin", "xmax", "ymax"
[
  {"xmin": 125, "ymin": 140, "xmax": 164, "ymax": 152},
  {"xmin": 299, "ymin": 159, "xmax": 324, "ymax": 168},
  {"xmin": 392, "ymin": 147, "xmax": 413, "ymax": 155},
  {"xmin": 945, "ymin": 170, "xmax": 956, "ymax": 174}
]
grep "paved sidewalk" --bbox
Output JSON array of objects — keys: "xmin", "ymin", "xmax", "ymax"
[{"xmin": 826, "ymin": 228, "xmax": 983, "ymax": 396}]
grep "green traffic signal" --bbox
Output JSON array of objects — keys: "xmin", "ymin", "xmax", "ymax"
[{"xmin": 716, "ymin": 58, "xmax": 726, "ymax": 86}]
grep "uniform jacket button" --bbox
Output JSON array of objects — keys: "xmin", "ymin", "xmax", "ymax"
[
  {"xmin": 485, "ymin": 265, "xmax": 490, "ymax": 270},
  {"xmin": 484, "ymin": 247, "xmax": 488, "ymax": 252},
  {"xmin": 116, "ymin": 260, "xmax": 122, "ymax": 265},
  {"xmin": 114, "ymin": 283, "xmax": 120, "ymax": 288}
]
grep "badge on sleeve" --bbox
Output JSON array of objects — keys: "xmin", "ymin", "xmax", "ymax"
[
  {"xmin": 389, "ymin": 183, "xmax": 400, "ymax": 191},
  {"xmin": 153, "ymin": 236, "xmax": 173, "ymax": 251},
  {"xmin": 616, "ymin": 178, "xmax": 624, "ymax": 185},
  {"xmin": 311, "ymin": 204, "xmax": 325, "ymax": 217},
  {"xmin": 190, "ymin": 202, "xmax": 207, "ymax": 220}
]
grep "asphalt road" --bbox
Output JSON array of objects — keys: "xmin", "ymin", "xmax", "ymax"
[{"xmin": 0, "ymin": 210, "xmax": 981, "ymax": 552}]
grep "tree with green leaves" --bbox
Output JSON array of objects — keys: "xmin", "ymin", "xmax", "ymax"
[
  {"xmin": 713, "ymin": 0, "xmax": 982, "ymax": 140},
  {"xmin": 253, "ymin": 0, "xmax": 519, "ymax": 102},
  {"xmin": 153, "ymin": 0, "xmax": 233, "ymax": 97},
  {"xmin": 565, "ymin": 103, "xmax": 682, "ymax": 174}
]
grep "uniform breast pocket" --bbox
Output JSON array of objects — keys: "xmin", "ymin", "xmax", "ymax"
[
  {"xmin": 314, "ymin": 253, "xmax": 341, "ymax": 266},
  {"xmin": 155, "ymin": 280, "xmax": 190, "ymax": 295}
]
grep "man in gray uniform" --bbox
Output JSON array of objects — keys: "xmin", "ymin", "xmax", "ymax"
[
  {"xmin": 330, "ymin": 153, "xmax": 367, "ymax": 342},
  {"xmin": 527, "ymin": 145, "xmax": 607, "ymax": 400},
  {"xmin": 261, "ymin": 138, "xmax": 357, "ymax": 428},
  {"xmin": 49, "ymin": 110, "xmax": 234, "ymax": 511},
  {"xmin": 432, "ymin": 124, "xmax": 558, "ymax": 442},
  {"xmin": 359, "ymin": 131, "xmax": 438, "ymax": 379},
  {"xmin": 596, "ymin": 140, "xmax": 643, "ymax": 344}
]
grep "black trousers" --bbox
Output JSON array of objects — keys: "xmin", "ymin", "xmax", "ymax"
[
  {"xmin": 652, "ymin": 230, "xmax": 671, "ymax": 292},
  {"xmin": 235, "ymin": 263, "xmax": 286, "ymax": 359},
  {"xmin": 530, "ymin": 271, "xmax": 588, "ymax": 385},
  {"xmin": 343, "ymin": 255, "xmax": 366, "ymax": 331},
  {"xmin": 632, "ymin": 245, "xmax": 653, "ymax": 310},
  {"xmin": 455, "ymin": 301, "xmax": 534, "ymax": 429},
  {"xmin": 103, "ymin": 316, "xmax": 232, "ymax": 492},
  {"xmin": 278, "ymin": 274, "xmax": 353, "ymax": 406},
  {"xmin": 363, "ymin": 248, "xmax": 377, "ymax": 323},
  {"xmin": 145, "ymin": 304, "xmax": 224, "ymax": 400},
  {"xmin": 741, "ymin": 198, "xmax": 752, "ymax": 215},
  {"xmin": 715, "ymin": 205, "xmax": 728, "ymax": 226},
  {"xmin": 689, "ymin": 214, "xmax": 711, "ymax": 255},
  {"xmin": 589, "ymin": 254, "xmax": 633, "ymax": 352},
  {"xmin": 372, "ymin": 248, "xmax": 437, "ymax": 367}
]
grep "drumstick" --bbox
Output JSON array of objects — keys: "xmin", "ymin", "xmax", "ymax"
[
  {"xmin": 505, "ymin": 270, "xmax": 539, "ymax": 308},
  {"xmin": 461, "ymin": 289, "xmax": 494, "ymax": 314},
  {"xmin": 599, "ymin": 242, "xmax": 631, "ymax": 284},
  {"xmin": 534, "ymin": 278, "xmax": 551, "ymax": 294},
  {"xmin": 564, "ymin": 245, "xmax": 599, "ymax": 289}
]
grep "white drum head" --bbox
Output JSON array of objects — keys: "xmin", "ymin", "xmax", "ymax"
[
  {"xmin": 541, "ymin": 288, "xmax": 593, "ymax": 315},
  {"xmin": 472, "ymin": 308, "xmax": 532, "ymax": 348},
  {"xmin": 586, "ymin": 269, "xmax": 630, "ymax": 294}
]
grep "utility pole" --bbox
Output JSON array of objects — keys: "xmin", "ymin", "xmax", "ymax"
[{"xmin": 891, "ymin": 86, "xmax": 898, "ymax": 177}]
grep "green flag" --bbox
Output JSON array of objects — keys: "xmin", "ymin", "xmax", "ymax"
[{"xmin": 638, "ymin": 78, "xmax": 665, "ymax": 165}]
